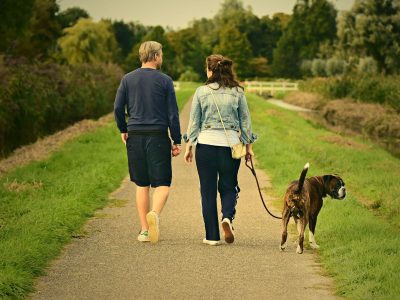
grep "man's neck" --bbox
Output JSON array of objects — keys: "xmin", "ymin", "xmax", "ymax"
[{"xmin": 141, "ymin": 62, "xmax": 157, "ymax": 69}]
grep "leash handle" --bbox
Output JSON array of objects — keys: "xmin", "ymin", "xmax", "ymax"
[{"xmin": 245, "ymin": 157, "xmax": 282, "ymax": 220}]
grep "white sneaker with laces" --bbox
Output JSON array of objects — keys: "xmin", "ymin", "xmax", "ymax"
[
  {"xmin": 203, "ymin": 239, "xmax": 221, "ymax": 246},
  {"xmin": 146, "ymin": 211, "xmax": 160, "ymax": 243},
  {"xmin": 137, "ymin": 230, "xmax": 150, "ymax": 242},
  {"xmin": 221, "ymin": 218, "xmax": 235, "ymax": 244}
]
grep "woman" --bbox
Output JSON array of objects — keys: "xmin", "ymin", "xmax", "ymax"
[{"xmin": 183, "ymin": 54, "xmax": 257, "ymax": 246}]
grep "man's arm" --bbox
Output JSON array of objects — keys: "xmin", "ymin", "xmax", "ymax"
[
  {"xmin": 166, "ymin": 79, "xmax": 182, "ymax": 145},
  {"xmin": 114, "ymin": 77, "xmax": 128, "ymax": 143}
]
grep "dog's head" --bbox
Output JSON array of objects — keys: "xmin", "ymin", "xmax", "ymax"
[{"xmin": 323, "ymin": 175, "xmax": 346, "ymax": 200}]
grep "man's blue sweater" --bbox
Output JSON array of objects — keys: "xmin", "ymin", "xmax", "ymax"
[{"xmin": 114, "ymin": 68, "xmax": 181, "ymax": 144}]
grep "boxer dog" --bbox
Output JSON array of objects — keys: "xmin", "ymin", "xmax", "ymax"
[{"xmin": 280, "ymin": 163, "xmax": 346, "ymax": 254}]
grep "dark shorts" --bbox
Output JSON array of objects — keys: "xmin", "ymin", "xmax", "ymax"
[{"xmin": 126, "ymin": 131, "xmax": 172, "ymax": 187}]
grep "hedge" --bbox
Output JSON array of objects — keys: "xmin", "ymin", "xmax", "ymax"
[{"xmin": 0, "ymin": 58, "xmax": 123, "ymax": 157}]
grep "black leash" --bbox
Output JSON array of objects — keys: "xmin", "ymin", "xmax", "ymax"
[{"xmin": 245, "ymin": 157, "xmax": 282, "ymax": 220}]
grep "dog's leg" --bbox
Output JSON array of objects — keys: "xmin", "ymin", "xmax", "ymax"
[
  {"xmin": 296, "ymin": 219, "xmax": 305, "ymax": 254},
  {"xmin": 280, "ymin": 208, "xmax": 290, "ymax": 251},
  {"xmin": 309, "ymin": 216, "xmax": 320, "ymax": 249}
]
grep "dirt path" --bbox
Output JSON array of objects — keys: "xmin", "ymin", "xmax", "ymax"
[{"xmin": 28, "ymin": 100, "xmax": 340, "ymax": 299}]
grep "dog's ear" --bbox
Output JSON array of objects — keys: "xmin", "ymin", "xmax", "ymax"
[{"xmin": 323, "ymin": 175, "xmax": 332, "ymax": 184}]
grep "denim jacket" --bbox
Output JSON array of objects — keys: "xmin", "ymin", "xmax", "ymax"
[{"xmin": 183, "ymin": 83, "xmax": 257, "ymax": 145}]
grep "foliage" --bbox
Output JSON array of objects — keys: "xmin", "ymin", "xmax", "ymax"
[
  {"xmin": 337, "ymin": 0, "xmax": 400, "ymax": 74},
  {"xmin": 0, "ymin": 59, "xmax": 123, "ymax": 156},
  {"xmin": 178, "ymin": 68, "xmax": 201, "ymax": 82},
  {"xmin": 214, "ymin": 24, "xmax": 253, "ymax": 79},
  {"xmin": 0, "ymin": 0, "xmax": 61, "ymax": 59},
  {"xmin": 57, "ymin": 6, "xmax": 89, "ymax": 29},
  {"xmin": 299, "ymin": 75, "xmax": 400, "ymax": 111},
  {"xmin": 311, "ymin": 59, "xmax": 327, "ymax": 77},
  {"xmin": 57, "ymin": 18, "xmax": 119, "ymax": 65},
  {"xmin": 272, "ymin": 0, "xmax": 337, "ymax": 78}
]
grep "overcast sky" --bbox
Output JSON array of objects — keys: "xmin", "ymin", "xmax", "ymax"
[{"xmin": 58, "ymin": 0, "xmax": 354, "ymax": 29}]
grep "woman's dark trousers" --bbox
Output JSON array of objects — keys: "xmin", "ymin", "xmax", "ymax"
[{"xmin": 195, "ymin": 143, "xmax": 241, "ymax": 241}]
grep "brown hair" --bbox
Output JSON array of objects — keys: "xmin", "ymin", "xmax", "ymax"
[
  {"xmin": 205, "ymin": 54, "xmax": 244, "ymax": 90},
  {"xmin": 139, "ymin": 41, "xmax": 162, "ymax": 63}
]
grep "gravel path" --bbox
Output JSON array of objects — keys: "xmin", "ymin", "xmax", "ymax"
[{"xmin": 28, "ymin": 99, "xmax": 340, "ymax": 300}]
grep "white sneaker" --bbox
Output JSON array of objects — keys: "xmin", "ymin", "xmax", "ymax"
[
  {"xmin": 137, "ymin": 230, "xmax": 150, "ymax": 242},
  {"xmin": 221, "ymin": 218, "xmax": 235, "ymax": 244},
  {"xmin": 203, "ymin": 239, "xmax": 221, "ymax": 246},
  {"xmin": 146, "ymin": 211, "xmax": 160, "ymax": 243}
]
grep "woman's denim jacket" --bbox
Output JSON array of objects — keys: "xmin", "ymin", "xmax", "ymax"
[{"xmin": 183, "ymin": 83, "xmax": 257, "ymax": 145}]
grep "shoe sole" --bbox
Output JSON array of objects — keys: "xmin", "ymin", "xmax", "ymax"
[
  {"xmin": 146, "ymin": 212, "xmax": 159, "ymax": 243},
  {"xmin": 222, "ymin": 222, "xmax": 234, "ymax": 244}
]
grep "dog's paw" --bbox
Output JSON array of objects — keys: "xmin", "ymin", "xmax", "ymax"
[
  {"xmin": 280, "ymin": 243, "xmax": 287, "ymax": 251},
  {"xmin": 309, "ymin": 242, "xmax": 320, "ymax": 249},
  {"xmin": 296, "ymin": 245, "xmax": 303, "ymax": 254}
]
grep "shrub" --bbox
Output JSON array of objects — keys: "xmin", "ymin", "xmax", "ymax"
[
  {"xmin": 357, "ymin": 57, "xmax": 378, "ymax": 75},
  {"xmin": 299, "ymin": 74, "xmax": 400, "ymax": 111},
  {"xmin": 178, "ymin": 68, "xmax": 200, "ymax": 82},
  {"xmin": 311, "ymin": 59, "xmax": 327, "ymax": 77},
  {"xmin": 0, "ymin": 58, "xmax": 122, "ymax": 157}
]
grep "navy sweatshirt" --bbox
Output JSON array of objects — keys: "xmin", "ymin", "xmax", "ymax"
[{"xmin": 114, "ymin": 68, "xmax": 181, "ymax": 144}]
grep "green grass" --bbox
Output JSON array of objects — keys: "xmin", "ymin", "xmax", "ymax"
[
  {"xmin": 247, "ymin": 92, "xmax": 400, "ymax": 298},
  {"xmin": 0, "ymin": 86, "xmax": 195, "ymax": 299}
]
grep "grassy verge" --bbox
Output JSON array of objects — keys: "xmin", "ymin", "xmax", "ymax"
[
  {"xmin": 247, "ymin": 92, "xmax": 400, "ymax": 298},
  {"xmin": 0, "ymin": 85, "xmax": 195, "ymax": 299}
]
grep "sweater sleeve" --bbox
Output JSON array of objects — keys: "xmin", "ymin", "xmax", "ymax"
[
  {"xmin": 166, "ymin": 79, "xmax": 182, "ymax": 144},
  {"xmin": 114, "ymin": 77, "xmax": 128, "ymax": 133}
]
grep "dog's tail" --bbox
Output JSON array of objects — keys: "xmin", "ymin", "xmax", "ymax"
[{"xmin": 296, "ymin": 162, "xmax": 309, "ymax": 194}]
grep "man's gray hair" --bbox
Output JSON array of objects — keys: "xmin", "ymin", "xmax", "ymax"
[{"xmin": 139, "ymin": 41, "xmax": 162, "ymax": 63}]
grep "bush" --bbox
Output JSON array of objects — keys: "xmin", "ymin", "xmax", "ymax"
[
  {"xmin": 0, "ymin": 58, "xmax": 123, "ymax": 157},
  {"xmin": 311, "ymin": 59, "xmax": 327, "ymax": 77},
  {"xmin": 357, "ymin": 57, "xmax": 378, "ymax": 75},
  {"xmin": 299, "ymin": 74, "xmax": 400, "ymax": 111},
  {"xmin": 178, "ymin": 68, "xmax": 201, "ymax": 82},
  {"xmin": 326, "ymin": 57, "xmax": 348, "ymax": 76}
]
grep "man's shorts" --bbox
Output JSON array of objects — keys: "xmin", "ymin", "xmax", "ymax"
[{"xmin": 126, "ymin": 131, "xmax": 172, "ymax": 187}]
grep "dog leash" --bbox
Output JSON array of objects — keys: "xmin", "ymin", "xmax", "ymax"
[{"xmin": 245, "ymin": 157, "xmax": 282, "ymax": 220}]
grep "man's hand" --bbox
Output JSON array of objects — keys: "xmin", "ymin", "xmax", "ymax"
[
  {"xmin": 121, "ymin": 133, "xmax": 128, "ymax": 145},
  {"xmin": 172, "ymin": 144, "xmax": 181, "ymax": 157}
]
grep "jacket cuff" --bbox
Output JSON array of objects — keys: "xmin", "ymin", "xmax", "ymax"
[{"xmin": 240, "ymin": 133, "xmax": 258, "ymax": 144}]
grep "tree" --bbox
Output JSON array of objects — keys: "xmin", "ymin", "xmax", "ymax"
[
  {"xmin": 167, "ymin": 28, "xmax": 206, "ymax": 80},
  {"xmin": 57, "ymin": 18, "xmax": 119, "ymax": 65},
  {"xmin": 0, "ymin": 0, "xmax": 35, "ymax": 54},
  {"xmin": 272, "ymin": 0, "xmax": 337, "ymax": 78},
  {"xmin": 57, "ymin": 7, "xmax": 90, "ymax": 29},
  {"xmin": 112, "ymin": 21, "xmax": 135, "ymax": 64},
  {"xmin": 337, "ymin": 0, "xmax": 400, "ymax": 74},
  {"xmin": 214, "ymin": 25, "xmax": 253, "ymax": 79},
  {"xmin": 0, "ymin": 0, "xmax": 61, "ymax": 59},
  {"xmin": 27, "ymin": 0, "xmax": 61, "ymax": 58}
]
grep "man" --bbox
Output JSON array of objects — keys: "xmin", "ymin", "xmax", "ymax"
[{"xmin": 114, "ymin": 41, "xmax": 181, "ymax": 244}]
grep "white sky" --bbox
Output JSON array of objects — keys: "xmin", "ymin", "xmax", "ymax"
[{"xmin": 57, "ymin": 0, "xmax": 354, "ymax": 29}]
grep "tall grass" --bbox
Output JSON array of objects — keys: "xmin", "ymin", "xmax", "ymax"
[
  {"xmin": 0, "ymin": 84, "xmax": 195, "ymax": 299},
  {"xmin": 299, "ymin": 75, "xmax": 400, "ymax": 112},
  {"xmin": 247, "ymin": 92, "xmax": 400, "ymax": 298}
]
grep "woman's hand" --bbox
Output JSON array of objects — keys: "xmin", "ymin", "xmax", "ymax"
[
  {"xmin": 245, "ymin": 143, "xmax": 254, "ymax": 162},
  {"xmin": 184, "ymin": 145, "xmax": 193, "ymax": 164}
]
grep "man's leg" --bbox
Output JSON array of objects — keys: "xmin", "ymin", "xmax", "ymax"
[
  {"xmin": 152, "ymin": 186, "xmax": 169, "ymax": 215},
  {"xmin": 136, "ymin": 186, "xmax": 150, "ymax": 231}
]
